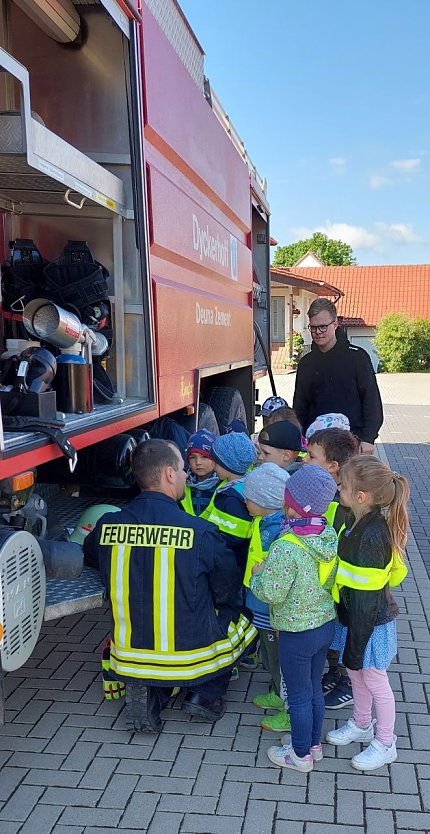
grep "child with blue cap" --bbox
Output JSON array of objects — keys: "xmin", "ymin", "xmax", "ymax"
[{"xmin": 180, "ymin": 429, "xmax": 220, "ymax": 518}]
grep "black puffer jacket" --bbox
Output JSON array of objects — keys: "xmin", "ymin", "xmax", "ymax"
[
  {"xmin": 337, "ymin": 509, "xmax": 399, "ymax": 670},
  {"xmin": 293, "ymin": 331, "xmax": 383, "ymax": 443}
]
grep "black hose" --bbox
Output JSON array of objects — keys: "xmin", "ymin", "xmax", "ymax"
[{"xmin": 254, "ymin": 321, "xmax": 277, "ymax": 396}]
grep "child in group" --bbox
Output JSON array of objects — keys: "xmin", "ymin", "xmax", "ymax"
[
  {"xmin": 261, "ymin": 396, "xmax": 302, "ymax": 431},
  {"xmin": 242, "ymin": 463, "xmax": 291, "ymax": 731},
  {"xmin": 180, "ymin": 430, "xmax": 220, "ymax": 517},
  {"xmin": 251, "ymin": 464, "xmax": 338, "ymax": 772},
  {"xmin": 304, "ymin": 426, "xmax": 360, "ymax": 709},
  {"xmin": 306, "ymin": 412, "xmax": 351, "ymax": 440},
  {"xmin": 209, "ymin": 432, "xmax": 259, "ymax": 675},
  {"xmin": 258, "ymin": 421, "xmax": 303, "ymax": 474},
  {"xmin": 326, "ymin": 456, "xmax": 409, "ymax": 771}
]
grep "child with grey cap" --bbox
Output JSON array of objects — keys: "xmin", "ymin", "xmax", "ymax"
[{"xmin": 243, "ymin": 463, "xmax": 291, "ymax": 732}]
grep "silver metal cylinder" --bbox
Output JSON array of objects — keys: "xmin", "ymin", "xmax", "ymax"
[{"xmin": 23, "ymin": 299, "xmax": 82, "ymax": 349}]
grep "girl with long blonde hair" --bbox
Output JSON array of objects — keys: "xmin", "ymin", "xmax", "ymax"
[{"xmin": 326, "ymin": 455, "xmax": 409, "ymax": 771}]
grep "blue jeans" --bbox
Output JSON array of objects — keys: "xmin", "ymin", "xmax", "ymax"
[{"xmin": 279, "ymin": 619, "xmax": 335, "ymax": 757}]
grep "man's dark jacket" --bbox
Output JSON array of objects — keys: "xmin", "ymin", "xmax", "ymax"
[
  {"xmin": 84, "ymin": 491, "xmax": 256, "ymax": 685},
  {"xmin": 336, "ymin": 509, "xmax": 399, "ymax": 670},
  {"xmin": 293, "ymin": 332, "xmax": 383, "ymax": 443}
]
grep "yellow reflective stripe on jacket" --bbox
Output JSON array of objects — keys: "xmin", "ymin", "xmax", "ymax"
[
  {"xmin": 108, "ymin": 613, "xmax": 258, "ymax": 680},
  {"xmin": 279, "ymin": 530, "xmax": 337, "ymax": 590},
  {"xmin": 206, "ymin": 507, "xmax": 252, "ymax": 539},
  {"xmin": 244, "ymin": 517, "xmax": 265, "ymax": 587},
  {"xmin": 110, "ymin": 545, "xmax": 132, "ymax": 649},
  {"xmin": 332, "ymin": 552, "xmax": 407, "ymax": 602},
  {"xmin": 153, "ymin": 546, "xmax": 176, "ymax": 652},
  {"xmin": 200, "ymin": 481, "xmax": 227, "ymax": 521},
  {"xmin": 324, "ymin": 502, "xmax": 337, "ymax": 527}
]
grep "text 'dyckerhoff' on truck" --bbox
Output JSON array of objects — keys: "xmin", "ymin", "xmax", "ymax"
[{"xmin": 0, "ymin": 0, "xmax": 271, "ymax": 710}]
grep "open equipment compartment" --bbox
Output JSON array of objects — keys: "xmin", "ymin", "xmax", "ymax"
[{"xmin": 0, "ymin": 0, "xmax": 156, "ymax": 472}]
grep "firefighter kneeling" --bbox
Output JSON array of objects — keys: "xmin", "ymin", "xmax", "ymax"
[{"xmin": 84, "ymin": 438, "xmax": 257, "ymax": 732}]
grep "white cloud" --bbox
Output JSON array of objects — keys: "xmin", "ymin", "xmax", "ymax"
[
  {"xmin": 369, "ymin": 174, "xmax": 391, "ymax": 189},
  {"xmin": 390, "ymin": 158, "xmax": 421, "ymax": 171},
  {"xmin": 374, "ymin": 222, "xmax": 420, "ymax": 244},
  {"xmin": 291, "ymin": 220, "xmax": 421, "ymax": 253},
  {"xmin": 329, "ymin": 157, "xmax": 346, "ymax": 172}
]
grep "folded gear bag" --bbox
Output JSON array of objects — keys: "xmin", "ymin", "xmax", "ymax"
[
  {"xmin": 1, "ymin": 239, "xmax": 47, "ymax": 340},
  {"xmin": 43, "ymin": 241, "xmax": 111, "ymax": 331}
]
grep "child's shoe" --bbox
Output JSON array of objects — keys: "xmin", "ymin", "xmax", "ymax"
[
  {"xmin": 322, "ymin": 668, "xmax": 341, "ymax": 695},
  {"xmin": 239, "ymin": 652, "xmax": 259, "ymax": 670},
  {"xmin": 230, "ymin": 666, "xmax": 239, "ymax": 681},
  {"xmin": 351, "ymin": 737, "xmax": 397, "ymax": 771},
  {"xmin": 267, "ymin": 742, "xmax": 313, "ymax": 772},
  {"xmin": 261, "ymin": 709, "xmax": 291, "ymax": 732},
  {"xmin": 326, "ymin": 717, "xmax": 375, "ymax": 746},
  {"xmin": 324, "ymin": 676, "xmax": 354, "ymax": 709},
  {"xmin": 253, "ymin": 691, "xmax": 284, "ymax": 710},
  {"xmin": 280, "ymin": 735, "xmax": 323, "ymax": 762}
]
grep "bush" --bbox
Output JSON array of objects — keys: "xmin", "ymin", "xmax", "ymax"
[
  {"xmin": 292, "ymin": 331, "xmax": 304, "ymax": 358},
  {"xmin": 374, "ymin": 313, "xmax": 430, "ymax": 372}
]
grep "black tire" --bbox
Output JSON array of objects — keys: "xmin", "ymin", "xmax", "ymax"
[
  {"xmin": 197, "ymin": 402, "xmax": 220, "ymax": 436},
  {"xmin": 206, "ymin": 386, "xmax": 247, "ymax": 435}
]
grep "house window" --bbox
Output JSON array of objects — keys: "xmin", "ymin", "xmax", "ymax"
[{"xmin": 271, "ymin": 296, "xmax": 285, "ymax": 342}]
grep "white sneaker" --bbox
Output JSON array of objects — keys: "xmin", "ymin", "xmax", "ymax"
[
  {"xmin": 280, "ymin": 734, "xmax": 323, "ymax": 762},
  {"xmin": 351, "ymin": 737, "xmax": 397, "ymax": 771},
  {"xmin": 326, "ymin": 717, "xmax": 375, "ymax": 746},
  {"xmin": 267, "ymin": 743, "xmax": 313, "ymax": 772}
]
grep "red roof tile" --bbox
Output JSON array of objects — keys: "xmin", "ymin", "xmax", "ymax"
[{"xmin": 276, "ymin": 265, "xmax": 430, "ymax": 326}]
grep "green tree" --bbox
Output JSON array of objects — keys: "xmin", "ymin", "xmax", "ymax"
[
  {"xmin": 273, "ymin": 232, "xmax": 357, "ymax": 267},
  {"xmin": 374, "ymin": 313, "xmax": 430, "ymax": 372}
]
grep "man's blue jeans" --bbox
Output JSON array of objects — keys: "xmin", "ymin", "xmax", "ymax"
[{"xmin": 279, "ymin": 619, "xmax": 335, "ymax": 757}]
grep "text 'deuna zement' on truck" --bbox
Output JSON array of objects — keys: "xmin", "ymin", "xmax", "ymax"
[{"xmin": 0, "ymin": 0, "xmax": 271, "ymax": 715}]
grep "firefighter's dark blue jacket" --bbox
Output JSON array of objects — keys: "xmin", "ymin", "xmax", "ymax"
[{"xmin": 84, "ymin": 491, "xmax": 257, "ymax": 685}]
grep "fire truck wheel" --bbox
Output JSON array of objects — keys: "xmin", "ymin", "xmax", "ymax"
[
  {"xmin": 206, "ymin": 387, "xmax": 247, "ymax": 435},
  {"xmin": 197, "ymin": 402, "xmax": 220, "ymax": 436}
]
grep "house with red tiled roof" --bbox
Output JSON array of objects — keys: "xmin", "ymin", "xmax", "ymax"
[{"xmin": 270, "ymin": 262, "xmax": 430, "ymax": 370}]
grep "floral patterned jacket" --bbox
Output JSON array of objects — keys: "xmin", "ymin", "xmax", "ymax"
[{"xmin": 250, "ymin": 526, "xmax": 338, "ymax": 632}]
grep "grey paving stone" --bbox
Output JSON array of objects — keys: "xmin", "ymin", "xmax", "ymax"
[
  {"xmin": 40, "ymin": 788, "xmax": 102, "ymax": 807},
  {"xmin": 365, "ymin": 809, "xmax": 395, "ymax": 834},
  {"xmin": 0, "ymin": 784, "xmax": 44, "ymax": 822},
  {"xmin": 409, "ymin": 724, "xmax": 430, "ymax": 750},
  {"xmin": 28, "ymin": 712, "xmax": 67, "ymax": 739},
  {"xmin": 277, "ymin": 802, "xmax": 334, "ymax": 822},
  {"xmin": 158, "ymin": 794, "xmax": 217, "ymax": 814},
  {"xmin": 193, "ymin": 764, "xmax": 226, "ymax": 797},
  {"xmin": 274, "ymin": 823, "xmax": 304, "ymax": 834},
  {"xmin": 150, "ymin": 734, "xmax": 183, "ymax": 762},
  {"xmin": 242, "ymin": 799, "xmax": 276, "ymax": 834},
  {"xmin": 97, "ymin": 742, "xmax": 151, "ymax": 759},
  {"xmin": 0, "ymin": 824, "xmax": 24, "ymax": 834},
  {"xmin": 306, "ymin": 826, "xmax": 364, "ymax": 834},
  {"xmin": 250, "ymin": 782, "xmax": 306, "ymax": 802},
  {"xmin": 307, "ymin": 771, "xmax": 335, "ymax": 806},
  {"xmin": 390, "ymin": 761, "xmax": 418, "ymax": 794},
  {"xmin": 79, "ymin": 757, "xmax": 117, "ymax": 790},
  {"xmin": 23, "ymin": 769, "xmax": 82, "ymax": 788},
  {"xmin": 136, "ymin": 776, "xmax": 194, "ymax": 795},
  {"xmin": 0, "ymin": 767, "xmax": 27, "ymax": 801},
  {"xmin": 147, "ymin": 811, "xmax": 183, "ymax": 834},
  {"xmin": 98, "ymin": 774, "xmax": 139, "ymax": 808},
  {"xmin": 8, "ymin": 752, "xmax": 65, "ymax": 771},
  {"xmin": 337, "ymin": 788, "xmax": 364, "ymax": 826},
  {"xmin": 367, "ymin": 791, "xmax": 421, "ymax": 810},
  {"xmin": 58, "ymin": 807, "xmax": 122, "ymax": 828},
  {"xmin": 225, "ymin": 764, "xmax": 280, "ymax": 784},
  {"xmin": 217, "ymin": 781, "xmax": 249, "ymax": 816},
  {"xmin": 61, "ymin": 742, "xmax": 100, "ymax": 771},
  {"xmin": 181, "ymin": 814, "xmax": 242, "ymax": 834},
  {"xmin": 116, "ymin": 759, "xmax": 171, "ymax": 777},
  {"xmin": 119, "ymin": 792, "xmax": 159, "ymax": 829},
  {"xmin": 44, "ymin": 727, "xmax": 83, "ymax": 754},
  {"xmin": 395, "ymin": 812, "xmax": 430, "ymax": 830},
  {"xmin": 182, "ymin": 735, "xmax": 233, "ymax": 750},
  {"xmin": 336, "ymin": 774, "xmax": 390, "ymax": 792},
  {"xmin": 51, "ymin": 827, "xmax": 84, "ymax": 834},
  {"xmin": 18, "ymin": 804, "xmax": 63, "ymax": 834},
  {"xmin": 170, "ymin": 747, "xmax": 204, "ymax": 778}
]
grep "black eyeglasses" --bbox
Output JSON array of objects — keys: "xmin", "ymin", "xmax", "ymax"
[{"xmin": 308, "ymin": 320, "xmax": 336, "ymax": 334}]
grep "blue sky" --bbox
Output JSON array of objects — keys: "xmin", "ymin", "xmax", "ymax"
[{"xmin": 180, "ymin": 1, "xmax": 430, "ymax": 265}]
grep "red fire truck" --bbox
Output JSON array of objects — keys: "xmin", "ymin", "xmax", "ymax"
[{"xmin": 0, "ymin": 0, "xmax": 271, "ymax": 706}]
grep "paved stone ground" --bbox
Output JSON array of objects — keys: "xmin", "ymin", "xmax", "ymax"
[{"xmin": 0, "ymin": 373, "xmax": 429, "ymax": 834}]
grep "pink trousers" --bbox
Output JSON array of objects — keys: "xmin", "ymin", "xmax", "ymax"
[{"xmin": 347, "ymin": 667, "xmax": 395, "ymax": 745}]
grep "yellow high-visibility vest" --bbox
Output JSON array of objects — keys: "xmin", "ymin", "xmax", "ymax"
[
  {"xmin": 243, "ymin": 517, "xmax": 265, "ymax": 587},
  {"xmin": 180, "ymin": 481, "xmax": 226, "ymax": 519},
  {"xmin": 277, "ymin": 529, "xmax": 337, "ymax": 590},
  {"xmin": 332, "ymin": 551, "xmax": 407, "ymax": 603}
]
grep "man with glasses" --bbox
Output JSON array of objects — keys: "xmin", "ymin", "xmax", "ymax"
[{"xmin": 293, "ymin": 299, "xmax": 383, "ymax": 453}]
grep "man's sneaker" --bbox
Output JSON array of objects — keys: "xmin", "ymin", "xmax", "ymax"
[
  {"xmin": 351, "ymin": 737, "xmax": 397, "ymax": 771},
  {"xmin": 261, "ymin": 709, "xmax": 291, "ymax": 732},
  {"xmin": 324, "ymin": 677, "xmax": 354, "ymax": 709},
  {"xmin": 322, "ymin": 668, "xmax": 341, "ymax": 695},
  {"xmin": 326, "ymin": 717, "xmax": 375, "ymax": 746},
  {"xmin": 267, "ymin": 743, "xmax": 313, "ymax": 772},
  {"xmin": 280, "ymin": 735, "xmax": 323, "ymax": 763},
  {"xmin": 253, "ymin": 691, "xmax": 284, "ymax": 710},
  {"xmin": 239, "ymin": 652, "xmax": 259, "ymax": 670}
]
